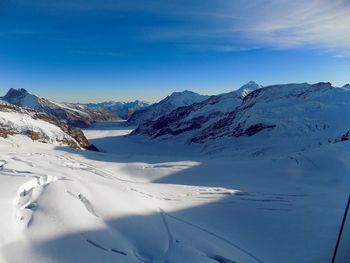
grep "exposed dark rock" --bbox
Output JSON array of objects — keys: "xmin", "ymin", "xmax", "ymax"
[
  {"xmin": 334, "ymin": 130, "xmax": 350, "ymax": 143},
  {"xmin": 232, "ymin": 123, "xmax": 276, "ymax": 137},
  {"xmin": 0, "ymin": 103, "xmax": 98, "ymax": 150},
  {"xmin": 0, "ymin": 127, "xmax": 16, "ymax": 138}
]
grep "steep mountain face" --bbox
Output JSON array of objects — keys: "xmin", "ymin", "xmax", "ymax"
[
  {"xmin": 132, "ymin": 82, "xmax": 350, "ymax": 155},
  {"xmin": 2, "ymin": 88, "xmax": 119, "ymax": 128},
  {"xmin": 84, "ymin": 100, "xmax": 150, "ymax": 119},
  {"xmin": 132, "ymin": 82, "xmax": 261, "ymax": 139},
  {"xmin": 127, "ymin": 90, "xmax": 209, "ymax": 126},
  {"xmin": 0, "ymin": 102, "xmax": 97, "ymax": 150}
]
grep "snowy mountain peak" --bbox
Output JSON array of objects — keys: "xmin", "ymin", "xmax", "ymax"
[
  {"xmin": 245, "ymin": 80, "xmax": 259, "ymax": 86},
  {"xmin": 235, "ymin": 81, "xmax": 262, "ymax": 98},
  {"xmin": 4, "ymin": 88, "xmax": 29, "ymax": 97},
  {"xmin": 127, "ymin": 90, "xmax": 209, "ymax": 125},
  {"xmin": 3, "ymin": 88, "xmax": 40, "ymax": 109},
  {"xmin": 163, "ymin": 90, "xmax": 208, "ymax": 106},
  {"xmin": 314, "ymin": 82, "xmax": 333, "ymax": 88},
  {"xmin": 169, "ymin": 90, "xmax": 198, "ymax": 97}
]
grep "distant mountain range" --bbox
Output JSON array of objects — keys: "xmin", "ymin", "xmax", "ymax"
[
  {"xmin": 1, "ymin": 81, "xmax": 349, "ymax": 155},
  {"xmin": 1, "ymin": 88, "xmax": 119, "ymax": 128},
  {"xmin": 84, "ymin": 100, "xmax": 150, "ymax": 119}
]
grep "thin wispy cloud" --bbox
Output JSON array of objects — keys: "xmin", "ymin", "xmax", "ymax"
[
  {"xmin": 9, "ymin": 0, "xmax": 350, "ymax": 56},
  {"xmin": 138, "ymin": 0, "xmax": 350, "ymax": 56},
  {"xmin": 226, "ymin": 0, "xmax": 350, "ymax": 56}
]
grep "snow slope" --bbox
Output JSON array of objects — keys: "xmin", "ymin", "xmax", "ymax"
[
  {"xmin": 133, "ymin": 82, "xmax": 350, "ymax": 157},
  {"xmin": 0, "ymin": 102, "xmax": 94, "ymax": 149},
  {"xmin": 0, "ymin": 122, "xmax": 349, "ymax": 263}
]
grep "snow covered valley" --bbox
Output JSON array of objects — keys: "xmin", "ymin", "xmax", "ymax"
[{"xmin": 0, "ymin": 121, "xmax": 349, "ymax": 263}]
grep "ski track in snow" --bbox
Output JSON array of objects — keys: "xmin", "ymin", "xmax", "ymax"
[
  {"xmin": 162, "ymin": 210, "xmax": 264, "ymax": 263},
  {"xmin": 58, "ymin": 154, "xmax": 142, "ymax": 184},
  {"xmin": 85, "ymin": 238, "xmax": 128, "ymax": 256},
  {"xmin": 54, "ymin": 153, "xmax": 269, "ymax": 262},
  {"xmin": 159, "ymin": 208, "xmax": 174, "ymax": 260}
]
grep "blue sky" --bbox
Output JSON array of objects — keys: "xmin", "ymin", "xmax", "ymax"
[{"xmin": 0, "ymin": 0, "xmax": 350, "ymax": 102}]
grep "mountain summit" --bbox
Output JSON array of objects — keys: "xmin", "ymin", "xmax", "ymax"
[
  {"xmin": 235, "ymin": 81, "xmax": 263, "ymax": 98},
  {"xmin": 131, "ymin": 82, "xmax": 263, "ymax": 140},
  {"xmin": 3, "ymin": 88, "xmax": 39, "ymax": 109},
  {"xmin": 127, "ymin": 90, "xmax": 209, "ymax": 126},
  {"xmin": 4, "ymin": 88, "xmax": 29, "ymax": 97}
]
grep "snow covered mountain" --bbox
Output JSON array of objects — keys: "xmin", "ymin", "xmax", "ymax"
[
  {"xmin": 84, "ymin": 100, "xmax": 150, "ymax": 119},
  {"xmin": 127, "ymin": 90, "xmax": 209, "ymax": 126},
  {"xmin": 131, "ymin": 81, "xmax": 261, "ymax": 139},
  {"xmin": 0, "ymin": 101, "xmax": 97, "ymax": 150},
  {"xmin": 1, "ymin": 88, "xmax": 119, "ymax": 128},
  {"xmin": 132, "ymin": 82, "xmax": 350, "ymax": 155}
]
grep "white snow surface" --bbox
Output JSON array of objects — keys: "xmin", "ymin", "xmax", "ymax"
[
  {"xmin": 0, "ymin": 109, "xmax": 78, "ymax": 146},
  {"xmin": 0, "ymin": 121, "xmax": 349, "ymax": 263}
]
